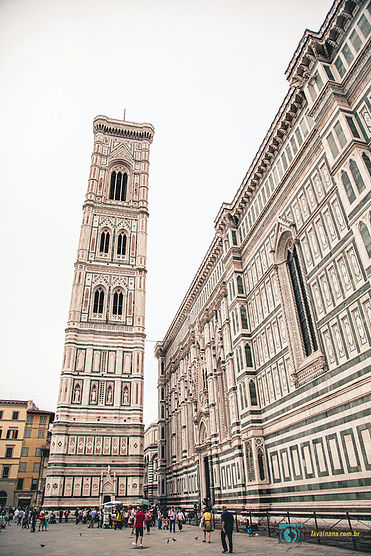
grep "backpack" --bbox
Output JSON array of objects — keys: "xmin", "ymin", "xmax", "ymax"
[{"xmin": 204, "ymin": 512, "xmax": 211, "ymax": 521}]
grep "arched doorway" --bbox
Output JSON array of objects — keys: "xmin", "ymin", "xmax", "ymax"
[{"xmin": 198, "ymin": 422, "xmax": 211, "ymax": 502}]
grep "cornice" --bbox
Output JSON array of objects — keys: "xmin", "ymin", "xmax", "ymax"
[
  {"xmin": 214, "ymin": 87, "xmax": 306, "ymax": 234},
  {"xmin": 215, "ymin": 0, "xmax": 365, "ymax": 236},
  {"xmin": 285, "ymin": 0, "xmax": 363, "ymax": 87},
  {"xmin": 93, "ymin": 116, "xmax": 154, "ymax": 144}
]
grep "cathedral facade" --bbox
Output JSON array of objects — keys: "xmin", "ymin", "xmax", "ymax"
[
  {"xmin": 156, "ymin": 0, "xmax": 371, "ymax": 510},
  {"xmin": 45, "ymin": 116, "xmax": 154, "ymax": 507}
]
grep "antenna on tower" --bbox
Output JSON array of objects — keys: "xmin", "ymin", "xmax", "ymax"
[{"xmin": 123, "ymin": 109, "xmax": 126, "ymax": 121}]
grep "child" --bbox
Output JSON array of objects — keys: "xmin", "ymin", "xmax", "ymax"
[{"xmin": 246, "ymin": 518, "xmax": 253, "ymax": 537}]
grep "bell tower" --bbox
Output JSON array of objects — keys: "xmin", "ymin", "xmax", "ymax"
[{"xmin": 45, "ymin": 116, "xmax": 154, "ymax": 507}]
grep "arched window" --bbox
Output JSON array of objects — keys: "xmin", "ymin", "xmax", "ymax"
[
  {"xmin": 93, "ymin": 288, "xmax": 105, "ymax": 314},
  {"xmin": 245, "ymin": 343, "xmax": 253, "ymax": 367},
  {"xmin": 362, "ymin": 153, "xmax": 371, "ymax": 176},
  {"xmin": 109, "ymin": 171, "xmax": 116, "ymax": 199},
  {"xmin": 109, "ymin": 170, "xmax": 128, "ymax": 201},
  {"xmin": 242, "ymin": 382, "xmax": 248, "ymax": 408},
  {"xmin": 257, "ymin": 448, "xmax": 265, "ymax": 480},
  {"xmin": 341, "ymin": 170, "xmax": 356, "ymax": 203},
  {"xmin": 349, "ymin": 159, "xmax": 365, "ymax": 193},
  {"xmin": 161, "ymin": 405, "xmax": 165, "ymax": 419},
  {"xmin": 117, "ymin": 233, "xmax": 127, "ymax": 256},
  {"xmin": 237, "ymin": 275, "xmax": 244, "ymax": 294},
  {"xmin": 359, "ymin": 222, "xmax": 371, "ymax": 257},
  {"xmin": 112, "ymin": 290, "xmax": 124, "ymax": 316},
  {"xmin": 161, "ymin": 426, "xmax": 165, "ymax": 440},
  {"xmin": 287, "ymin": 246, "xmax": 317, "ymax": 356},
  {"xmin": 161, "ymin": 387, "xmax": 165, "ymax": 400},
  {"xmin": 249, "ymin": 380, "xmax": 258, "ymax": 406},
  {"xmin": 99, "ymin": 231, "xmax": 110, "ymax": 254},
  {"xmin": 239, "ymin": 384, "xmax": 244, "ymax": 409},
  {"xmin": 240, "ymin": 305, "xmax": 248, "ymax": 329},
  {"xmin": 246, "ymin": 441, "xmax": 255, "ymax": 482},
  {"xmin": 235, "ymin": 351, "xmax": 241, "ymax": 372},
  {"xmin": 231, "ymin": 312, "xmax": 236, "ymax": 335},
  {"xmin": 161, "ymin": 445, "xmax": 165, "ymax": 459}
]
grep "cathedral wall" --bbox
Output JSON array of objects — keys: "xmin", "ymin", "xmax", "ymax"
[{"xmin": 156, "ymin": 0, "xmax": 371, "ymax": 511}]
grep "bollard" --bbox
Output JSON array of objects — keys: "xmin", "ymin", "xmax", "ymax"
[
  {"xmin": 346, "ymin": 512, "xmax": 357, "ymax": 551},
  {"xmin": 313, "ymin": 511, "xmax": 320, "ymax": 544}
]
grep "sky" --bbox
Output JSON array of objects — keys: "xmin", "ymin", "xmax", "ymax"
[{"xmin": 0, "ymin": 0, "xmax": 334, "ymax": 426}]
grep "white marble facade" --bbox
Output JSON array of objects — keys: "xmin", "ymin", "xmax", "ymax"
[
  {"xmin": 45, "ymin": 116, "xmax": 154, "ymax": 508},
  {"xmin": 156, "ymin": 0, "xmax": 371, "ymax": 511}
]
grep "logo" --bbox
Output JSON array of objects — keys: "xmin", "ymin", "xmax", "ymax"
[{"xmin": 279, "ymin": 523, "xmax": 304, "ymax": 543}]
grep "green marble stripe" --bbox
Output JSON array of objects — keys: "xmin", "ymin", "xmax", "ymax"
[
  {"xmin": 265, "ymin": 400, "xmax": 371, "ymax": 448},
  {"xmin": 316, "ymin": 282, "xmax": 370, "ymax": 328},
  {"xmin": 260, "ymin": 354, "xmax": 371, "ymax": 419},
  {"xmin": 56, "ymin": 405, "xmax": 144, "ymax": 412}
]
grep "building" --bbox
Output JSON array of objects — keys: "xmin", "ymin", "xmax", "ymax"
[
  {"xmin": 0, "ymin": 400, "xmax": 28, "ymax": 507},
  {"xmin": 44, "ymin": 116, "xmax": 154, "ymax": 508},
  {"xmin": 0, "ymin": 400, "xmax": 54, "ymax": 508},
  {"xmin": 143, "ymin": 422, "xmax": 158, "ymax": 504},
  {"xmin": 15, "ymin": 407, "xmax": 54, "ymax": 508},
  {"xmin": 156, "ymin": 0, "xmax": 371, "ymax": 511}
]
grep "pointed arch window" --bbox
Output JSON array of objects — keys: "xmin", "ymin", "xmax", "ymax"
[
  {"xmin": 341, "ymin": 170, "xmax": 356, "ymax": 203},
  {"xmin": 240, "ymin": 305, "xmax": 248, "ymax": 329},
  {"xmin": 362, "ymin": 153, "xmax": 371, "ymax": 177},
  {"xmin": 257, "ymin": 447, "xmax": 266, "ymax": 481},
  {"xmin": 246, "ymin": 441, "xmax": 255, "ymax": 482},
  {"xmin": 112, "ymin": 290, "xmax": 124, "ymax": 316},
  {"xmin": 287, "ymin": 246, "xmax": 317, "ymax": 356},
  {"xmin": 109, "ymin": 170, "xmax": 128, "ymax": 201},
  {"xmin": 93, "ymin": 288, "xmax": 105, "ymax": 314},
  {"xmin": 99, "ymin": 230, "xmax": 110, "ymax": 254},
  {"xmin": 349, "ymin": 159, "xmax": 365, "ymax": 193},
  {"xmin": 237, "ymin": 275, "xmax": 244, "ymax": 294},
  {"xmin": 249, "ymin": 380, "xmax": 258, "ymax": 406},
  {"xmin": 245, "ymin": 343, "xmax": 253, "ymax": 367},
  {"xmin": 117, "ymin": 232, "xmax": 127, "ymax": 256},
  {"xmin": 359, "ymin": 222, "xmax": 371, "ymax": 257}
]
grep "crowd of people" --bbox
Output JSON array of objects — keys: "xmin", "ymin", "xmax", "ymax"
[{"xmin": 1, "ymin": 498, "xmax": 242, "ymax": 552}]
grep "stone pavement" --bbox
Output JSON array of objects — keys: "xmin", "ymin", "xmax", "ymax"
[{"xmin": 0, "ymin": 522, "xmax": 360, "ymax": 556}]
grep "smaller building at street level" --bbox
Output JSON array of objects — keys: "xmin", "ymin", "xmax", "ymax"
[
  {"xmin": 0, "ymin": 400, "xmax": 54, "ymax": 508},
  {"xmin": 155, "ymin": 0, "xmax": 371, "ymax": 511}
]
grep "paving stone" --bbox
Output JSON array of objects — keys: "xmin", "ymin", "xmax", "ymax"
[{"xmin": 0, "ymin": 522, "xmax": 360, "ymax": 555}]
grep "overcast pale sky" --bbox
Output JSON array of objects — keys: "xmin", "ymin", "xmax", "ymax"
[{"xmin": 0, "ymin": 0, "xmax": 333, "ymax": 426}]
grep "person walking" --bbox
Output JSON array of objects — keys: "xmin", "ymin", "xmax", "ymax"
[
  {"xmin": 59, "ymin": 509, "xmax": 63, "ymax": 523},
  {"xmin": 132, "ymin": 507, "xmax": 145, "ymax": 549},
  {"xmin": 169, "ymin": 507, "xmax": 177, "ymax": 533},
  {"xmin": 220, "ymin": 505, "xmax": 234, "ymax": 554},
  {"xmin": 202, "ymin": 507, "xmax": 213, "ymax": 543},
  {"xmin": 144, "ymin": 509, "xmax": 151, "ymax": 534},
  {"xmin": 38, "ymin": 510, "xmax": 46, "ymax": 531},
  {"xmin": 88, "ymin": 508, "xmax": 97, "ymax": 528},
  {"xmin": 30, "ymin": 508, "xmax": 38, "ymax": 533},
  {"xmin": 177, "ymin": 508, "xmax": 185, "ymax": 532},
  {"xmin": 157, "ymin": 508, "xmax": 162, "ymax": 530}
]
